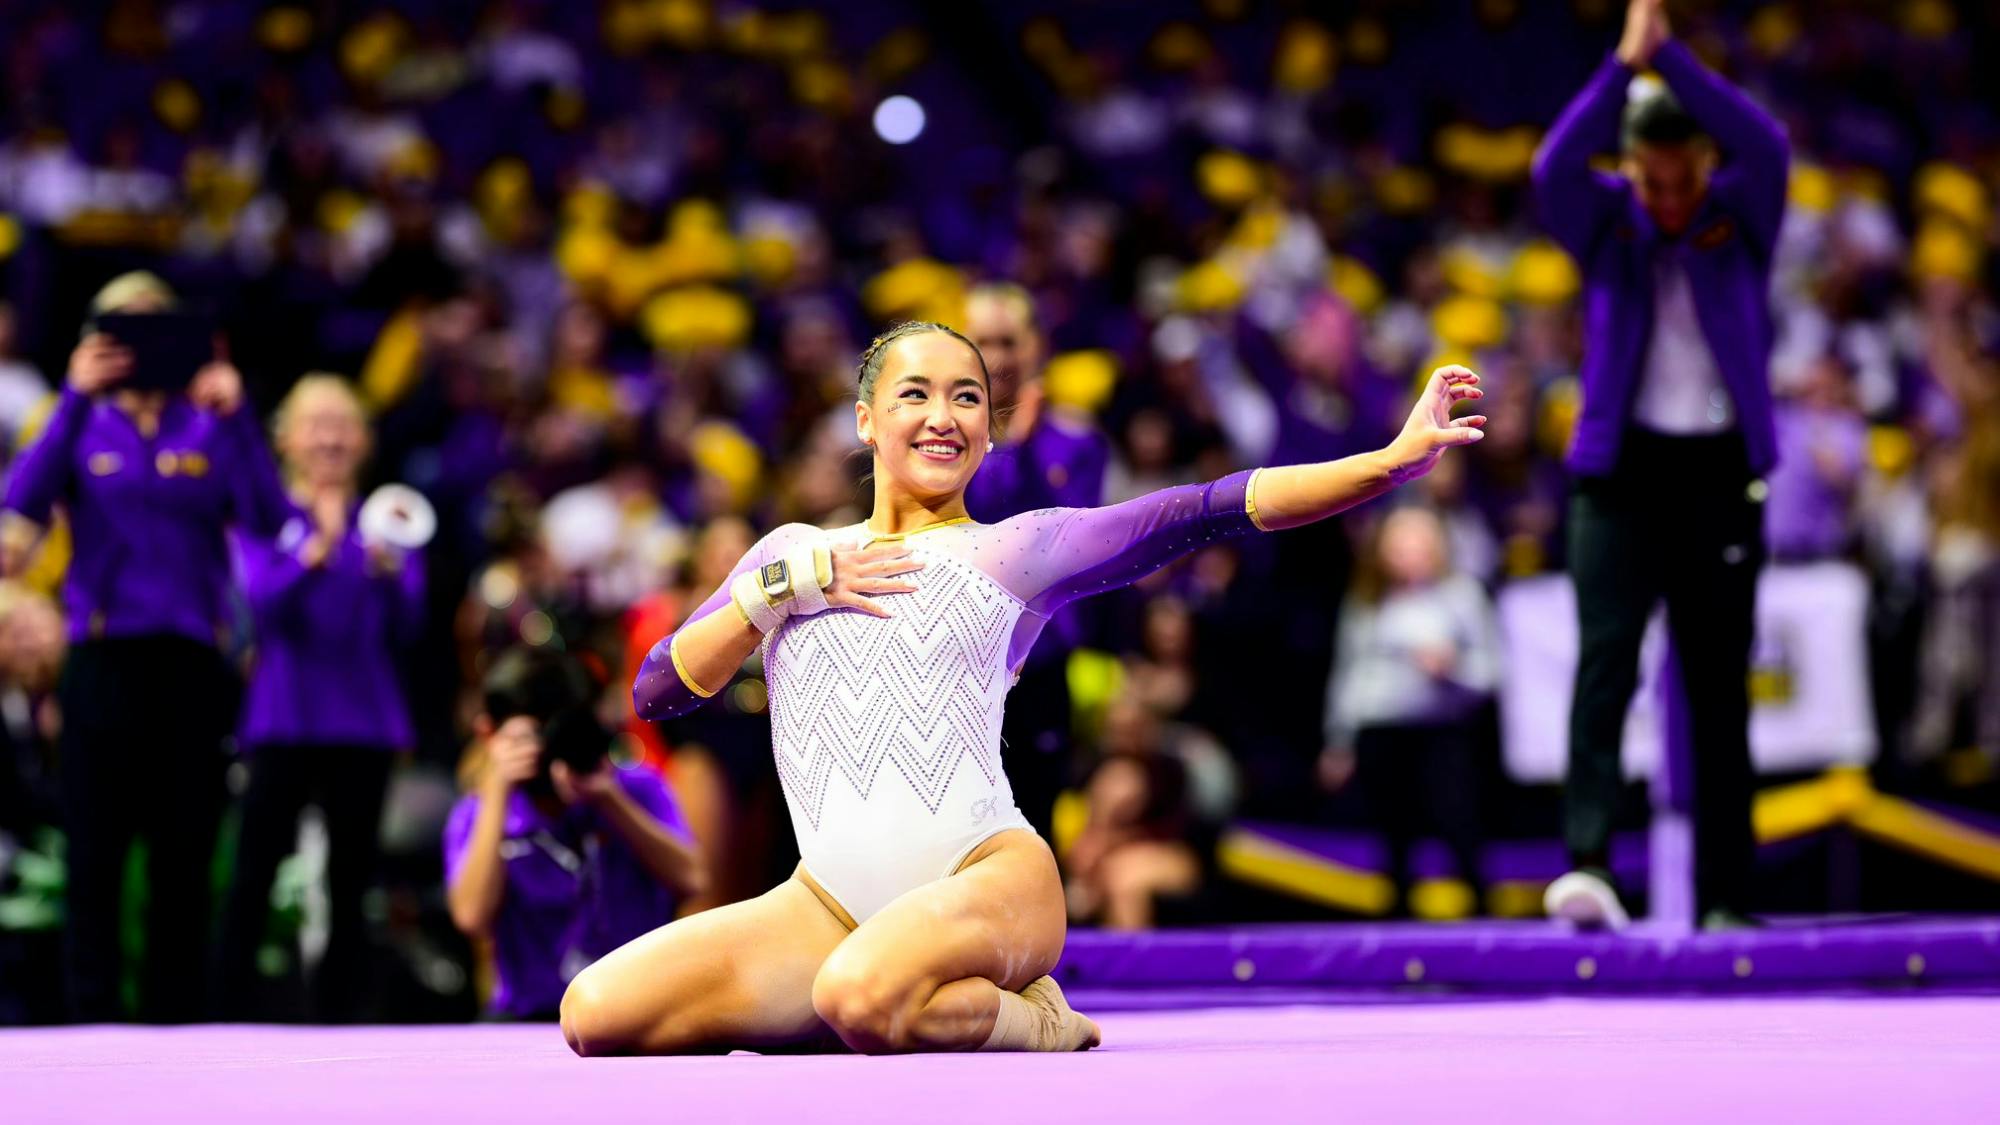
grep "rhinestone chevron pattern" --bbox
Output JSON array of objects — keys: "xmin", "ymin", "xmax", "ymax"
[{"xmin": 765, "ymin": 550, "xmax": 1020, "ymax": 829}]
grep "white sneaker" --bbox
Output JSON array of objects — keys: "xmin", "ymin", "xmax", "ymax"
[{"xmin": 1544, "ymin": 869, "xmax": 1630, "ymax": 930}]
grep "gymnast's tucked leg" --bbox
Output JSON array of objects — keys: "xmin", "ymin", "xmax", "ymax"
[{"xmin": 809, "ymin": 828, "xmax": 1100, "ymax": 1054}]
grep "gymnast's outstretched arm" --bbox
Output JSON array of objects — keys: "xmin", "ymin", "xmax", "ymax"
[
  {"xmin": 1248, "ymin": 365, "xmax": 1485, "ymax": 527},
  {"xmin": 1004, "ymin": 365, "xmax": 1486, "ymax": 617}
]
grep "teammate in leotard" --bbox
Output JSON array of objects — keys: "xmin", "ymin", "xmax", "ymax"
[{"xmin": 561, "ymin": 322, "xmax": 1486, "ymax": 1055}]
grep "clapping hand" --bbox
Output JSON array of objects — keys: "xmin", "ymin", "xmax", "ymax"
[
  {"xmin": 299, "ymin": 490, "xmax": 349, "ymax": 569},
  {"xmin": 1617, "ymin": 0, "xmax": 1670, "ymax": 69}
]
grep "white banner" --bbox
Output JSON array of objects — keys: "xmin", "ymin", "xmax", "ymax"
[{"xmin": 1497, "ymin": 562, "xmax": 1877, "ymax": 783}]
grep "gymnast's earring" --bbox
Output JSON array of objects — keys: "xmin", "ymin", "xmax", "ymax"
[{"xmin": 985, "ymin": 441, "xmax": 994, "ymax": 453}]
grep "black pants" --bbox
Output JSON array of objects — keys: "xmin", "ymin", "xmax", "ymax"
[
  {"xmin": 1355, "ymin": 722, "xmax": 1484, "ymax": 914},
  {"xmin": 214, "ymin": 745, "xmax": 393, "ymax": 1022},
  {"xmin": 58, "ymin": 636, "xmax": 236, "ymax": 1023},
  {"xmin": 1566, "ymin": 429, "xmax": 1764, "ymax": 914},
  {"xmin": 1001, "ymin": 655, "xmax": 1073, "ymax": 842}
]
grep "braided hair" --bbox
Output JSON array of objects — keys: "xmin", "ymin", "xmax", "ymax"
[{"xmin": 856, "ymin": 321, "xmax": 993, "ymax": 408}]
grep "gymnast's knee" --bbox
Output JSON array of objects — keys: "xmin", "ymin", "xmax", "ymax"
[
  {"xmin": 811, "ymin": 958, "xmax": 919, "ymax": 1054},
  {"xmin": 560, "ymin": 973, "xmax": 627, "ymax": 1058}
]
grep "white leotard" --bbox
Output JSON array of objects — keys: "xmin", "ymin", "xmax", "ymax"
[
  {"xmin": 764, "ymin": 525, "xmax": 1032, "ymax": 921},
  {"xmin": 635, "ymin": 472, "xmax": 1261, "ymax": 923}
]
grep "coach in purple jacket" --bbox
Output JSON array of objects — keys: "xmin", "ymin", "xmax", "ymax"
[
  {"xmin": 1532, "ymin": 0, "xmax": 1788, "ymax": 931},
  {"xmin": 2, "ymin": 273, "xmax": 292, "ymax": 1021},
  {"xmin": 213, "ymin": 375, "xmax": 424, "ymax": 1022}
]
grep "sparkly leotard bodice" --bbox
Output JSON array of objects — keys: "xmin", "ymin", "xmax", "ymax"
[
  {"xmin": 763, "ymin": 535, "xmax": 1029, "ymax": 920},
  {"xmin": 635, "ymin": 471, "xmax": 1263, "ymax": 922}
]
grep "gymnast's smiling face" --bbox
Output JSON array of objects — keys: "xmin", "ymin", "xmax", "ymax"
[{"xmin": 856, "ymin": 331, "xmax": 993, "ymax": 504}]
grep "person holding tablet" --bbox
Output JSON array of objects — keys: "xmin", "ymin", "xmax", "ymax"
[{"xmin": 2, "ymin": 271, "xmax": 291, "ymax": 1021}]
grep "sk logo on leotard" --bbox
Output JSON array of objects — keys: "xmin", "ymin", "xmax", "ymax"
[{"xmin": 970, "ymin": 797, "xmax": 1000, "ymax": 825}]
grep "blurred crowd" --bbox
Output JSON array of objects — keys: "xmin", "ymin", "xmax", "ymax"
[{"xmin": 0, "ymin": 0, "xmax": 1997, "ymax": 1021}]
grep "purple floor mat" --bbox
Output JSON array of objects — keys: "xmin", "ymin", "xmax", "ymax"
[
  {"xmin": 1059, "ymin": 916, "xmax": 2000, "ymax": 991},
  {"xmin": 6, "ymin": 997, "xmax": 1997, "ymax": 1124}
]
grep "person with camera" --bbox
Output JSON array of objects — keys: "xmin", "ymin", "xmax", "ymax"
[
  {"xmin": 212, "ymin": 375, "xmax": 425, "ymax": 1022},
  {"xmin": 1, "ymin": 271, "xmax": 291, "ymax": 1022},
  {"xmin": 445, "ymin": 648, "xmax": 704, "ymax": 1020}
]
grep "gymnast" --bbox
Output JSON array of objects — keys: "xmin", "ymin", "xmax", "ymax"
[{"xmin": 561, "ymin": 321, "xmax": 1485, "ymax": 1055}]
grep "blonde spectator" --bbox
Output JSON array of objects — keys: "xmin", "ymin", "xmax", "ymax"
[{"xmin": 1320, "ymin": 505, "xmax": 1499, "ymax": 917}]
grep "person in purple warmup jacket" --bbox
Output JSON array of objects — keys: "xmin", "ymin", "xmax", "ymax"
[
  {"xmin": 1532, "ymin": 0, "xmax": 1790, "ymax": 932},
  {"xmin": 2, "ymin": 272, "xmax": 292, "ymax": 1021},
  {"xmin": 212, "ymin": 375, "xmax": 424, "ymax": 1021}
]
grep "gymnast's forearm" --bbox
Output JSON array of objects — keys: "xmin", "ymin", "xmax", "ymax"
[
  {"xmin": 633, "ymin": 605, "xmax": 762, "ymax": 721},
  {"xmin": 1248, "ymin": 449, "xmax": 1401, "ymax": 532}
]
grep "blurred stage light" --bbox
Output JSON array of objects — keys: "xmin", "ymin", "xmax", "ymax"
[{"xmin": 873, "ymin": 95, "xmax": 926, "ymax": 144}]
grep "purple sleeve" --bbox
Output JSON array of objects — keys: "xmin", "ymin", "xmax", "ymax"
[
  {"xmin": 3, "ymin": 388, "xmax": 90, "ymax": 523},
  {"xmin": 631, "ymin": 523, "xmax": 809, "ymax": 722},
  {"xmin": 1531, "ymin": 52, "xmax": 1633, "ymax": 261},
  {"xmin": 219, "ymin": 405, "xmax": 296, "ymax": 539},
  {"xmin": 620, "ymin": 769, "xmax": 693, "ymax": 844},
  {"xmin": 1034, "ymin": 420, "xmax": 1110, "ymax": 509},
  {"xmin": 965, "ymin": 441, "xmax": 1032, "ymax": 517},
  {"xmin": 968, "ymin": 420, "xmax": 1109, "ymax": 519},
  {"xmin": 383, "ymin": 549, "xmax": 428, "ymax": 646},
  {"xmin": 1006, "ymin": 470, "xmax": 1261, "ymax": 618},
  {"xmin": 1232, "ymin": 312, "xmax": 1296, "ymax": 399},
  {"xmin": 236, "ymin": 525, "xmax": 315, "ymax": 626},
  {"xmin": 1650, "ymin": 41, "xmax": 1789, "ymax": 257}
]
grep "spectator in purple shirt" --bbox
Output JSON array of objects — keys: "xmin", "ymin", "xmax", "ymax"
[
  {"xmin": 962, "ymin": 283, "xmax": 1110, "ymax": 841},
  {"xmin": 962, "ymin": 284, "xmax": 1110, "ymax": 518},
  {"xmin": 1765, "ymin": 356, "xmax": 1867, "ymax": 561},
  {"xmin": 1534, "ymin": 0, "xmax": 1789, "ymax": 931},
  {"xmin": 2, "ymin": 272, "xmax": 290, "ymax": 1022},
  {"xmin": 213, "ymin": 375, "xmax": 423, "ymax": 1022},
  {"xmin": 445, "ymin": 648, "xmax": 704, "ymax": 1020}
]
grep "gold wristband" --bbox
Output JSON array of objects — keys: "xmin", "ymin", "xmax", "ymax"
[
  {"xmin": 812, "ymin": 543, "xmax": 833, "ymax": 590},
  {"xmin": 668, "ymin": 635, "xmax": 718, "ymax": 699},
  {"xmin": 1245, "ymin": 467, "xmax": 1272, "ymax": 532}
]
